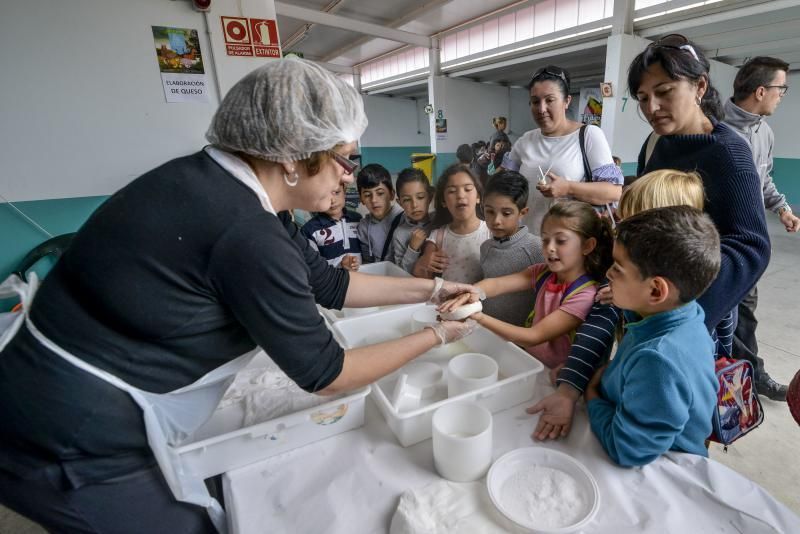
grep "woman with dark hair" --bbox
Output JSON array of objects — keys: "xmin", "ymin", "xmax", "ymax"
[
  {"xmin": 628, "ymin": 34, "xmax": 770, "ymax": 343},
  {"xmin": 501, "ymin": 65, "xmax": 623, "ymax": 235}
]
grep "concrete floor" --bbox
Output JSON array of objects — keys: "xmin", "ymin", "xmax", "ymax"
[{"xmin": 1, "ymin": 216, "xmax": 798, "ymax": 532}]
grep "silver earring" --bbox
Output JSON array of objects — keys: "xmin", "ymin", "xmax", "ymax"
[
  {"xmin": 696, "ymin": 95, "xmax": 702, "ymax": 106},
  {"xmin": 283, "ymin": 170, "xmax": 299, "ymax": 187}
]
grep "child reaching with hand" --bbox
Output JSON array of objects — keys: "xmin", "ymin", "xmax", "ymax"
[
  {"xmin": 442, "ymin": 201, "xmax": 612, "ymax": 369},
  {"xmin": 391, "ymin": 168, "xmax": 435, "ymax": 273},
  {"xmin": 528, "ymin": 169, "xmax": 707, "ymax": 442},
  {"xmin": 412, "ymin": 164, "xmax": 491, "ymax": 284},
  {"xmin": 586, "ymin": 206, "xmax": 720, "ymax": 466}
]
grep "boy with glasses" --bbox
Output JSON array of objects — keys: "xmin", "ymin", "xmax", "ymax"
[{"xmin": 723, "ymin": 56, "xmax": 798, "ymax": 401}]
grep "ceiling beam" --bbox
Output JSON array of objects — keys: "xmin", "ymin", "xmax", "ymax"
[
  {"xmin": 710, "ymin": 37, "xmax": 800, "ymax": 59},
  {"xmin": 275, "ymin": 1, "xmax": 432, "ymax": 49},
  {"xmin": 321, "ymin": 0, "xmax": 453, "ymax": 63},
  {"xmin": 636, "ymin": 0, "xmax": 800, "ymax": 38}
]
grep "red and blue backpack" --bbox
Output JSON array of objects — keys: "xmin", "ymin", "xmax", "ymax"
[{"xmin": 708, "ymin": 357, "xmax": 764, "ymax": 450}]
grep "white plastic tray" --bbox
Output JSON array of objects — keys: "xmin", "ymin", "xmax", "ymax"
[
  {"xmin": 175, "ymin": 353, "xmax": 370, "ymax": 480},
  {"xmin": 318, "ymin": 261, "xmax": 416, "ymax": 323},
  {"xmin": 333, "ymin": 306, "xmax": 544, "ymax": 446}
]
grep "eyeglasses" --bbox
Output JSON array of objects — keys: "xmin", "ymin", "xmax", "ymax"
[
  {"xmin": 765, "ymin": 85, "xmax": 789, "ymax": 96},
  {"xmin": 328, "ymin": 150, "xmax": 359, "ymax": 175},
  {"xmin": 530, "ymin": 67, "xmax": 569, "ymax": 88},
  {"xmin": 649, "ymin": 33, "xmax": 700, "ymax": 62}
]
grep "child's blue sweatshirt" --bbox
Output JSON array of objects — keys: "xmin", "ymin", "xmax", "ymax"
[{"xmin": 587, "ymin": 301, "xmax": 718, "ymax": 467}]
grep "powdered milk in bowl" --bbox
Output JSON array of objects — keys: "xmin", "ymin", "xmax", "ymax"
[{"xmin": 486, "ymin": 447, "xmax": 599, "ymax": 533}]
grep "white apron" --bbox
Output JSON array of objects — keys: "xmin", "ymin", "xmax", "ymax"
[{"xmin": 0, "ymin": 274, "xmax": 258, "ymax": 533}]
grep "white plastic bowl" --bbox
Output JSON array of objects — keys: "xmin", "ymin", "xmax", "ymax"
[
  {"xmin": 341, "ymin": 306, "xmax": 381, "ymax": 318},
  {"xmin": 486, "ymin": 447, "xmax": 599, "ymax": 533}
]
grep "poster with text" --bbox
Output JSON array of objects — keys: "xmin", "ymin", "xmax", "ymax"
[
  {"xmin": 578, "ymin": 87, "xmax": 602, "ymax": 126},
  {"xmin": 152, "ymin": 26, "xmax": 209, "ymax": 103}
]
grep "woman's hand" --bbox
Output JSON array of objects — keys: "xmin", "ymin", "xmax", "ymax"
[
  {"xmin": 408, "ymin": 228, "xmax": 428, "ymax": 251},
  {"xmin": 429, "ymin": 279, "xmax": 485, "ymax": 306},
  {"xmin": 536, "ymin": 172, "xmax": 571, "ymax": 198},
  {"xmin": 595, "ymin": 286, "xmax": 614, "ymax": 306},
  {"xmin": 425, "ymin": 319, "xmax": 477, "ymax": 345}
]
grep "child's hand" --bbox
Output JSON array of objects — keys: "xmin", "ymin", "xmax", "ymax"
[
  {"xmin": 584, "ymin": 364, "xmax": 607, "ymax": 403},
  {"xmin": 595, "ymin": 286, "xmax": 613, "ymax": 305},
  {"xmin": 408, "ymin": 228, "xmax": 427, "ymax": 251},
  {"xmin": 421, "ymin": 250, "xmax": 449, "ymax": 275},
  {"xmin": 340, "ymin": 254, "xmax": 360, "ymax": 271},
  {"xmin": 548, "ymin": 364, "xmax": 564, "ymax": 386},
  {"xmin": 526, "ymin": 384, "xmax": 581, "ymax": 440}
]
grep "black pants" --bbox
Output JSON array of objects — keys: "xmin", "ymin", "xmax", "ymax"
[
  {"xmin": 0, "ymin": 465, "xmax": 218, "ymax": 534},
  {"xmin": 732, "ymin": 285, "xmax": 765, "ymax": 377}
]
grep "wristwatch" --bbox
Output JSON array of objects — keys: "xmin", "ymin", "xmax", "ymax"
[{"xmin": 778, "ymin": 204, "xmax": 793, "ymax": 216}]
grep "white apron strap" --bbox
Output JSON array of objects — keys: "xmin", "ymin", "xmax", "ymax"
[
  {"xmin": 0, "ymin": 273, "xmax": 39, "ymax": 352},
  {"xmin": 25, "ymin": 314, "xmax": 260, "ymax": 534}
]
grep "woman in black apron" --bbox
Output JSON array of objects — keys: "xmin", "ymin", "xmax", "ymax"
[{"xmin": 0, "ymin": 57, "xmax": 477, "ymax": 533}]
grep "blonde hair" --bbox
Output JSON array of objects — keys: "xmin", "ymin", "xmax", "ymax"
[
  {"xmin": 492, "ymin": 116, "xmax": 507, "ymax": 127},
  {"xmin": 618, "ymin": 169, "xmax": 705, "ymax": 220}
]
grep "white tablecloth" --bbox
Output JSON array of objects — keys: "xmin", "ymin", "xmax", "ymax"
[{"xmin": 223, "ymin": 374, "xmax": 800, "ymax": 533}]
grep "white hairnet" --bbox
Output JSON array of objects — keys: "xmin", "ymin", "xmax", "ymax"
[{"xmin": 206, "ymin": 56, "xmax": 367, "ymax": 162}]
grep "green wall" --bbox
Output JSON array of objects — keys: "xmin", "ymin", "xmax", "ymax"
[
  {"xmin": 360, "ymin": 146, "xmax": 430, "ymax": 175},
  {"xmin": 774, "ymin": 158, "xmax": 800, "ymax": 207},
  {"xmin": 1, "ymin": 196, "xmax": 106, "ymax": 279},
  {"xmin": 622, "ymin": 158, "xmax": 797, "ymax": 208}
]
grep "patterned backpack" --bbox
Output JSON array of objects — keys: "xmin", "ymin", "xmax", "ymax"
[{"xmin": 708, "ymin": 357, "xmax": 764, "ymax": 450}]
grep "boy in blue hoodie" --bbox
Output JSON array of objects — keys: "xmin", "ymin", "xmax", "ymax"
[{"xmin": 586, "ymin": 206, "xmax": 720, "ymax": 467}]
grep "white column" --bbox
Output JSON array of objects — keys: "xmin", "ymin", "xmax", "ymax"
[{"xmin": 427, "ymin": 39, "xmax": 442, "ymax": 155}]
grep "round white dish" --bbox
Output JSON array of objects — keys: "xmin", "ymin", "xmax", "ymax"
[
  {"xmin": 440, "ymin": 301, "xmax": 482, "ymax": 321},
  {"xmin": 486, "ymin": 447, "xmax": 599, "ymax": 533}
]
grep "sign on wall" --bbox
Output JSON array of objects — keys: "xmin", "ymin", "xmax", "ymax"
[
  {"xmin": 221, "ymin": 17, "xmax": 280, "ymax": 58},
  {"xmin": 152, "ymin": 26, "xmax": 209, "ymax": 103},
  {"xmin": 578, "ymin": 87, "xmax": 603, "ymax": 126}
]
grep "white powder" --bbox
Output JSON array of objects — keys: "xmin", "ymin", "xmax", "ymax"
[
  {"xmin": 499, "ymin": 465, "xmax": 587, "ymax": 529},
  {"xmin": 219, "ymin": 355, "xmax": 338, "ymax": 426}
]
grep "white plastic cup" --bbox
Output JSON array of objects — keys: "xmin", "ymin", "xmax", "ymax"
[
  {"xmin": 432, "ymin": 402, "xmax": 493, "ymax": 482},
  {"xmin": 411, "ymin": 306, "xmax": 439, "ymax": 332},
  {"xmin": 447, "ymin": 353, "xmax": 499, "ymax": 397}
]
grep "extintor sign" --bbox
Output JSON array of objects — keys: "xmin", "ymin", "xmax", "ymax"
[
  {"xmin": 250, "ymin": 19, "xmax": 281, "ymax": 58},
  {"xmin": 220, "ymin": 16, "xmax": 280, "ymax": 57}
]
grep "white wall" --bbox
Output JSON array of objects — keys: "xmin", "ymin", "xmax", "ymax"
[
  {"xmin": 0, "ymin": 0, "xmax": 284, "ymax": 203},
  {"xmin": 771, "ymin": 72, "xmax": 800, "ymax": 159},
  {"xmin": 360, "ymin": 95, "xmax": 430, "ymax": 147},
  {"xmin": 0, "ymin": 0, "xmax": 218, "ymax": 201},
  {"xmin": 508, "ymin": 87, "xmax": 537, "ymax": 142}
]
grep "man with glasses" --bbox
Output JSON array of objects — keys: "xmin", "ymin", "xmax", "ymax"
[{"xmin": 723, "ymin": 56, "xmax": 798, "ymax": 401}]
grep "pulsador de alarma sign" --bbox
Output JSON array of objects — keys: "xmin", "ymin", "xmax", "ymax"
[{"xmin": 220, "ymin": 16, "xmax": 281, "ymax": 58}]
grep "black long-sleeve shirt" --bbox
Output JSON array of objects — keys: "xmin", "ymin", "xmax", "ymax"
[{"xmin": 0, "ymin": 151, "xmax": 349, "ymax": 487}]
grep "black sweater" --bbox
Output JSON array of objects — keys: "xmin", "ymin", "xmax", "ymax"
[
  {"xmin": 637, "ymin": 120, "xmax": 770, "ymax": 330},
  {"xmin": 0, "ymin": 151, "xmax": 349, "ymax": 486}
]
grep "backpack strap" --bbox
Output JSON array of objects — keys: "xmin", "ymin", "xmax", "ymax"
[
  {"xmin": 379, "ymin": 212, "xmax": 404, "ymax": 261},
  {"xmin": 524, "ymin": 268, "xmax": 553, "ymax": 327},
  {"xmin": 644, "ymin": 132, "xmax": 661, "ymax": 166},
  {"xmin": 561, "ymin": 274, "xmax": 596, "ymax": 305},
  {"xmin": 579, "ymin": 124, "xmax": 592, "ymax": 183}
]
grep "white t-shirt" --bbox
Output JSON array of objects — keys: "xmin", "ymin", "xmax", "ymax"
[
  {"xmin": 506, "ymin": 125, "xmax": 619, "ymax": 234},
  {"xmin": 426, "ymin": 221, "xmax": 491, "ymax": 284}
]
